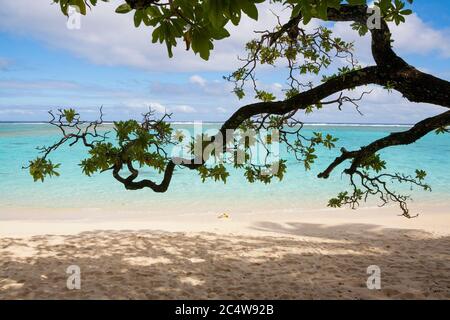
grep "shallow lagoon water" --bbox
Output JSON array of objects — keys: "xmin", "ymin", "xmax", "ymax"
[{"xmin": 0, "ymin": 123, "xmax": 449, "ymax": 214}]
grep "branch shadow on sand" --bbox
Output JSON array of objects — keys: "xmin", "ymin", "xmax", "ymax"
[{"xmin": 0, "ymin": 223, "xmax": 449, "ymax": 299}]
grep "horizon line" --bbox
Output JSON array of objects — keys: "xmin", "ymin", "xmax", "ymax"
[{"xmin": 0, "ymin": 120, "xmax": 415, "ymax": 127}]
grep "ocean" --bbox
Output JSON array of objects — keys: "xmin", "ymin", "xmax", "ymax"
[{"xmin": 0, "ymin": 123, "xmax": 449, "ymax": 215}]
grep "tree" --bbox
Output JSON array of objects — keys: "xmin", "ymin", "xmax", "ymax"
[{"xmin": 28, "ymin": 0, "xmax": 450, "ymax": 218}]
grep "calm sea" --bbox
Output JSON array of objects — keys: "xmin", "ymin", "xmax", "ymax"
[{"xmin": 0, "ymin": 123, "xmax": 449, "ymax": 213}]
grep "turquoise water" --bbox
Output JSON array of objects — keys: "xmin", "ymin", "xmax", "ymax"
[{"xmin": 0, "ymin": 123, "xmax": 449, "ymax": 213}]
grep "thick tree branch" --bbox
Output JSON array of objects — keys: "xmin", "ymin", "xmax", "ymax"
[
  {"xmin": 267, "ymin": 4, "xmax": 450, "ymax": 107},
  {"xmin": 326, "ymin": 5, "xmax": 450, "ymax": 107},
  {"xmin": 219, "ymin": 66, "xmax": 381, "ymax": 133},
  {"xmin": 318, "ymin": 110, "xmax": 450, "ymax": 179},
  {"xmin": 113, "ymin": 161, "xmax": 175, "ymax": 192}
]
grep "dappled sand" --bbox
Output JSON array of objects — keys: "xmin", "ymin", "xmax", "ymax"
[{"xmin": 1, "ymin": 223, "xmax": 449, "ymax": 299}]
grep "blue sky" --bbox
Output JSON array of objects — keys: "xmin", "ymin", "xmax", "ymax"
[{"xmin": 0, "ymin": 0, "xmax": 449, "ymax": 123}]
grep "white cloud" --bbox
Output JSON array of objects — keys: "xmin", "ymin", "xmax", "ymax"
[
  {"xmin": 391, "ymin": 14, "xmax": 450, "ymax": 58},
  {"xmin": 331, "ymin": 13, "xmax": 450, "ymax": 65},
  {"xmin": 189, "ymin": 75, "xmax": 207, "ymax": 87},
  {"xmin": 0, "ymin": 108, "xmax": 35, "ymax": 115},
  {"xmin": 0, "ymin": 0, "xmax": 289, "ymax": 72},
  {"xmin": 0, "ymin": 1, "xmax": 448, "ymax": 123},
  {"xmin": 2, "ymin": 1, "xmax": 446, "ymax": 74},
  {"xmin": 173, "ymin": 105, "xmax": 196, "ymax": 113},
  {"xmin": 124, "ymin": 100, "xmax": 167, "ymax": 113},
  {"xmin": 122, "ymin": 100, "xmax": 196, "ymax": 114},
  {"xmin": 0, "ymin": 79, "xmax": 79, "ymax": 90}
]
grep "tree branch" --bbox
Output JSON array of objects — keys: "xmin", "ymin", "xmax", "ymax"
[
  {"xmin": 318, "ymin": 110, "xmax": 450, "ymax": 179},
  {"xmin": 326, "ymin": 5, "xmax": 450, "ymax": 107},
  {"xmin": 33, "ymin": 3, "xmax": 450, "ymax": 216}
]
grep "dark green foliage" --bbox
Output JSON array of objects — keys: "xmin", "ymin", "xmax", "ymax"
[{"xmin": 51, "ymin": 0, "xmax": 413, "ymax": 60}]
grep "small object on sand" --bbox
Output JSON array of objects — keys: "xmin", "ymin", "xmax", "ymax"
[{"xmin": 218, "ymin": 213, "xmax": 230, "ymax": 219}]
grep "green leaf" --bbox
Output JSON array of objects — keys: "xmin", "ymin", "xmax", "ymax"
[
  {"xmin": 73, "ymin": 0, "xmax": 87, "ymax": 15},
  {"xmin": 115, "ymin": 3, "xmax": 132, "ymax": 14},
  {"xmin": 134, "ymin": 10, "xmax": 144, "ymax": 27},
  {"xmin": 63, "ymin": 108, "xmax": 77, "ymax": 123},
  {"xmin": 240, "ymin": 1, "xmax": 258, "ymax": 20}
]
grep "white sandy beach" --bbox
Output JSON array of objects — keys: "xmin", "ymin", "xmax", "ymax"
[{"xmin": 1, "ymin": 204, "xmax": 449, "ymax": 299}]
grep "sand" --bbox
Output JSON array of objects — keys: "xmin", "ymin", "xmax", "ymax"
[{"xmin": 0, "ymin": 204, "xmax": 449, "ymax": 299}]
